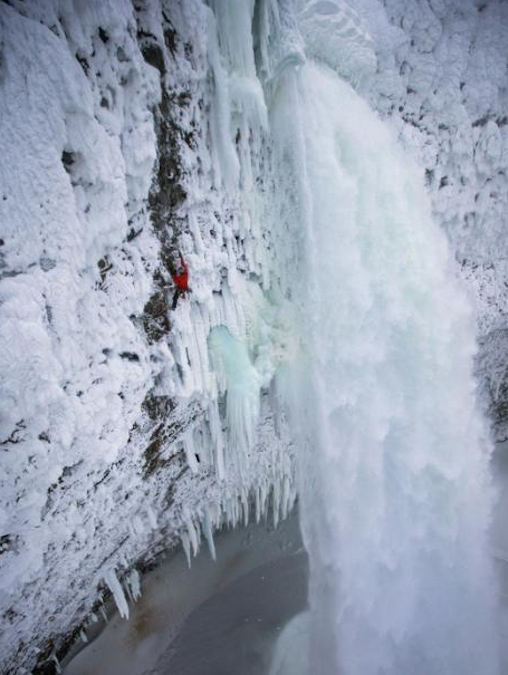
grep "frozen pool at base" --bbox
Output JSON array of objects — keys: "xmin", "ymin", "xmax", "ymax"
[
  {"xmin": 63, "ymin": 441, "xmax": 508, "ymax": 675},
  {"xmin": 63, "ymin": 510, "xmax": 307, "ymax": 675},
  {"xmin": 161, "ymin": 548, "xmax": 307, "ymax": 675}
]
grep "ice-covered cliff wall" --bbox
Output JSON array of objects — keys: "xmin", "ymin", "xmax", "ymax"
[
  {"xmin": 0, "ymin": 1, "xmax": 296, "ymax": 672},
  {"xmin": 357, "ymin": 0, "xmax": 508, "ymax": 439},
  {"xmin": 0, "ymin": 0, "xmax": 507, "ymax": 672},
  {"xmin": 296, "ymin": 0, "xmax": 508, "ymax": 439}
]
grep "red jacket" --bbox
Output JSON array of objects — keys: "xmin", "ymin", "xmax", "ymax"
[{"xmin": 172, "ymin": 256, "xmax": 189, "ymax": 292}]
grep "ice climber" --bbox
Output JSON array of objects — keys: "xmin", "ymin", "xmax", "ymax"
[{"xmin": 171, "ymin": 254, "xmax": 189, "ymax": 309}]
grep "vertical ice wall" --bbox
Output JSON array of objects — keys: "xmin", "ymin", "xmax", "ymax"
[{"xmin": 0, "ymin": 1, "xmax": 298, "ymax": 671}]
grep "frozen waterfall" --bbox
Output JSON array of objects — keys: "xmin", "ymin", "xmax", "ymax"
[
  {"xmin": 275, "ymin": 57, "xmax": 500, "ymax": 674},
  {"xmin": 0, "ymin": 0, "xmax": 505, "ymax": 672}
]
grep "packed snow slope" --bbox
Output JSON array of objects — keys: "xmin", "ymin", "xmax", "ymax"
[{"xmin": 0, "ymin": 0, "xmax": 507, "ymax": 673}]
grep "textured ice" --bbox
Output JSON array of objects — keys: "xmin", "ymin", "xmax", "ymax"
[
  {"xmin": 285, "ymin": 58, "xmax": 499, "ymax": 674},
  {"xmin": 208, "ymin": 326, "xmax": 261, "ymax": 478},
  {"xmin": 104, "ymin": 569, "xmax": 130, "ymax": 620},
  {"xmin": 298, "ymin": 0, "xmax": 376, "ymax": 85},
  {"xmin": 0, "ymin": 0, "xmax": 507, "ymax": 671},
  {"xmin": 0, "ymin": 1, "xmax": 297, "ymax": 670}
]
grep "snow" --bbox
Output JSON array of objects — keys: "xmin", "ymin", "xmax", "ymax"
[
  {"xmin": 0, "ymin": 1, "xmax": 297, "ymax": 671},
  {"xmin": 360, "ymin": 0, "xmax": 508, "ymax": 269},
  {"xmin": 0, "ymin": 0, "xmax": 507, "ymax": 671},
  {"xmin": 0, "ymin": 0, "xmax": 164, "ymax": 666}
]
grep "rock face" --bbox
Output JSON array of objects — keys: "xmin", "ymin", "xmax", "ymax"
[{"xmin": 0, "ymin": 0, "xmax": 506, "ymax": 672}]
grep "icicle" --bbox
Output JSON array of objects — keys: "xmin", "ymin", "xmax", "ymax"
[
  {"xmin": 225, "ymin": 498, "xmax": 233, "ymax": 527},
  {"xmin": 183, "ymin": 508, "xmax": 200, "ymax": 557},
  {"xmin": 241, "ymin": 488, "xmax": 249, "ymax": 526},
  {"xmin": 225, "ymin": 499, "xmax": 231, "ymax": 527},
  {"xmin": 209, "ymin": 399, "xmax": 226, "ymax": 479},
  {"xmin": 182, "ymin": 430, "xmax": 200, "ymax": 474},
  {"xmin": 181, "ymin": 532, "xmax": 192, "ymax": 568},
  {"xmin": 104, "ymin": 569, "xmax": 129, "ymax": 620},
  {"xmin": 206, "ymin": 7, "xmax": 240, "ymax": 189},
  {"xmin": 255, "ymin": 485, "xmax": 261, "ymax": 523},
  {"xmin": 128, "ymin": 569, "xmax": 142, "ymax": 602},
  {"xmin": 123, "ymin": 581, "xmax": 132, "ymax": 605},
  {"xmin": 212, "ymin": 501, "xmax": 222, "ymax": 529},
  {"xmin": 272, "ymin": 479, "xmax": 281, "ymax": 528},
  {"xmin": 235, "ymin": 498, "xmax": 241, "ymax": 527},
  {"xmin": 281, "ymin": 475, "xmax": 291, "ymax": 521},
  {"xmin": 260, "ymin": 481, "xmax": 268, "ymax": 520},
  {"xmin": 79, "ymin": 629, "xmax": 88, "ymax": 644},
  {"xmin": 99, "ymin": 604, "xmax": 108, "ymax": 624},
  {"xmin": 50, "ymin": 654, "xmax": 62, "ymax": 674},
  {"xmin": 202, "ymin": 508, "xmax": 217, "ymax": 561}
]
